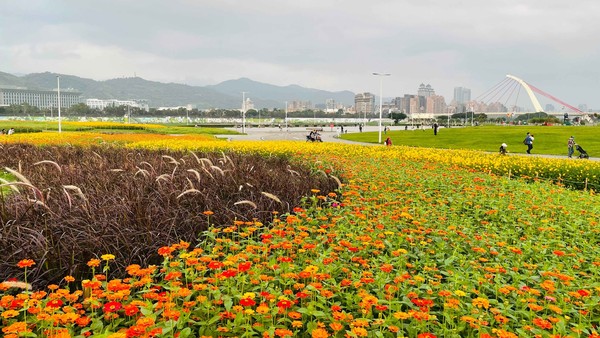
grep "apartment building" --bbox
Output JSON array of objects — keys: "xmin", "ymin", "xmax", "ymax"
[{"xmin": 0, "ymin": 87, "xmax": 81, "ymax": 109}]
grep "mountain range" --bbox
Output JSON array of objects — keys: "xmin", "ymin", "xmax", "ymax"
[{"xmin": 0, "ymin": 71, "xmax": 356, "ymax": 109}]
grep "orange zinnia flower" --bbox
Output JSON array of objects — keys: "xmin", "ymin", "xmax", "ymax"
[
  {"xmin": 17, "ymin": 259, "xmax": 35, "ymax": 268},
  {"xmin": 87, "ymin": 259, "xmax": 101, "ymax": 268},
  {"xmin": 311, "ymin": 328, "xmax": 329, "ymax": 338}
]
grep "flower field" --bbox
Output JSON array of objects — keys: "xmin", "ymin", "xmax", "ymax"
[{"xmin": 1, "ymin": 133, "xmax": 600, "ymax": 338}]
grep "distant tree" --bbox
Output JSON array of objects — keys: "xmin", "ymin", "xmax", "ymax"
[
  {"xmin": 103, "ymin": 105, "xmax": 128, "ymax": 117},
  {"xmin": 245, "ymin": 109, "xmax": 259, "ymax": 118},
  {"xmin": 451, "ymin": 112, "xmax": 467, "ymax": 119},
  {"xmin": 529, "ymin": 116, "xmax": 560, "ymax": 124},
  {"xmin": 515, "ymin": 112, "xmax": 547, "ymax": 122},
  {"xmin": 389, "ymin": 112, "xmax": 407, "ymax": 124},
  {"xmin": 6, "ymin": 103, "xmax": 40, "ymax": 116},
  {"xmin": 66, "ymin": 103, "xmax": 94, "ymax": 117}
]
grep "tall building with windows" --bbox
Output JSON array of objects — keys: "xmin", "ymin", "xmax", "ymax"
[
  {"xmin": 286, "ymin": 100, "xmax": 313, "ymax": 112},
  {"xmin": 453, "ymin": 87, "xmax": 471, "ymax": 105},
  {"xmin": 354, "ymin": 93, "xmax": 375, "ymax": 115},
  {"xmin": 426, "ymin": 95, "xmax": 447, "ymax": 115},
  {"xmin": 417, "ymin": 84, "xmax": 435, "ymax": 97},
  {"xmin": 0, "ymin": 87, "xmax": 81, "ymax": 109}
]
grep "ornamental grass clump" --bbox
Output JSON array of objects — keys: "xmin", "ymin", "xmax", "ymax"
[{"xmin": 0, "ymin": 143, "xmax": 340, "ymax": 288}]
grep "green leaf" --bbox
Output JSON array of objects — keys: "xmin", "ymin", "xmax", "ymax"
[
  {"xmin": 179, "ymin": 328, "xmax": 192, "ymax": 338},
  {"xmin": 223, "ymin": 295, "xmax": 233, "ymax": 311}
]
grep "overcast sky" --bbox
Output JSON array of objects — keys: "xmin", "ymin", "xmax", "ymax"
[{"xmin": 2, "ymin": 0, "xmax": 600, "ymax": 109}]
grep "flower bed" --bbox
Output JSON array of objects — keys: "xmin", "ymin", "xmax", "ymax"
[{"xmin": 1, "ymin": 135, "xmax": 600, "ymax": 337}]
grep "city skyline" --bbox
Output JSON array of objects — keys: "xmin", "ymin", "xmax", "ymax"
[
  {"xmin": 1, "ymin": 1, "xmax": 599, "ymax": 109},
  {"xmin": 1, "ymin": 70, "xmax": 585, "ymax": 115}
]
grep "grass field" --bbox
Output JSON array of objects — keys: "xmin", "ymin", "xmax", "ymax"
[{"xmin": 342, "ymin": 125, "xmax": 599, "ymax": 156}]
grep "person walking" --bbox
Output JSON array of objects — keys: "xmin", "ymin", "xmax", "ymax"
[
  {"xmin": 567, "ymin": 136, "xmax": 575, "ymax": 158},
  {"xmin": 523, "ymin": 132, "xmax": 533, "ymax": 154},
  {"xmin": 433, "ymin": 122, "xmax": 439, "ymax": 136}
]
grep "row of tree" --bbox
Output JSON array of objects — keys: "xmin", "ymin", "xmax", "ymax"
[{"xmin": 0, "ymin": 103, "xmax": 583, "ymax": 125}]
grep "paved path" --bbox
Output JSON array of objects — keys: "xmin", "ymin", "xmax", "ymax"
[
  {"xmin": 217, "ymin": 125, "xmax": 375, "ymax": 145},
  {"xmin": 216, "ymin": 126, "xmax": 598, "ymax": 161}
]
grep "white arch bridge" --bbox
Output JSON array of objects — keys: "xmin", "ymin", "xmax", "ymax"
[{"xmin": 474, "ymin": 74, "xmax": 586, "ymax": 118}]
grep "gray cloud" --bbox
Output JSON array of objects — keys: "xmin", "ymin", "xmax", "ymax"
[{"xmin": 1, "ymin": 0, "xmax": 599, "ymax": 109}]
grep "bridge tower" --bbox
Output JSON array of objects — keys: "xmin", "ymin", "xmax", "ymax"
[{"xmin": 506, "ymin": 74, "xmax": 544, "ymax": 113}]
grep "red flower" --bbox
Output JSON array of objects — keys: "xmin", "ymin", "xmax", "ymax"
[
  {"xmin": 46, "ymin": 299, "xmax": 64, "ymax": 308},
  {"xmin": 277, "ymin": 300, "xmax": 293, "ymax": 309},
  {"xmin": 124, "ymin": 304, "xmax": 139, "ymax": 316},
  {"xmin": 578, "ymin": 289, "xmax": 591, "ymax": 297},
  {"xmin": 222, "ymin": 269, "xmax": 238, "ymax": 278},
  {"xmin": 375, "ymin": 305, "xmax": 388, "ymax": 311},
  {"xmin": 296, "ymin": 292, "xmax": 309, "ymax": 299},
  {"xmin": 103, "ymin": 301, "xmax": 123, "ymax": 313},
  {"xmin": 239, "ymin": 298, "xmax": 256, "ymax": 307},
  {"xmin": 238, "ymin": 262, "xmax": 252, "ymax": 272},
  {"xmin": 417, "ymin": 333, "xmax": 437, "ymax": 338},
  {"xmin": 208, "ymin": 261, "xmax": 223, "ymax": 270}
]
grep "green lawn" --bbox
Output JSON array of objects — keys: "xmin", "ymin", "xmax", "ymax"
[{"xmin": 342, "ymin": 125, "xmax": 599, "ymax": 156}]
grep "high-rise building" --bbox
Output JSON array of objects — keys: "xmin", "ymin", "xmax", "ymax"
[
  {"xmin": 402, "ymin": 94, "xmax": 416, "ymax": 114},
  {"xmin": 0, "ymin": 87, "xmax": 82, "ymax": 109},
  {"xmin": 453, "ymin": 87, "xmax": 471, "ymax": 105},
  {"xmin": 354, "ymin": 93, "xmax": 375, "ymax": 115},
  {"xmin": 426, "ymin": 95, "xmax": 447, "ymax": 115},
  {"xmin": 417, "ymin": 84, "xmax": 435, "ymax": 97},
  {"xmin": 286, "ymin": 100, "xmax": 313, "ymax": 112}
]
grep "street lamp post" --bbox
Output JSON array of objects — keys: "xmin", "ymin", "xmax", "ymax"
[
  {"xmin": 372, "ymin": 72, "xmax": 391, "ymax": 144},
  {"xmin": 285, "ymin": 101, "xmax": 288, "ymax": 130},
  {"xmin": 241, "ymin": 92, "xmax": 248, "ymax": 133},
  {"xmin": 470, "ymin": 106, "xmax": 474, "ymax": 126},
  {"xmin": 57, "ymin": 76, "xmax": 62, "ymax": 133}
]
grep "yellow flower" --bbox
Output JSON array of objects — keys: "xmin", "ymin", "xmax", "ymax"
[
  {"xmin": 393, "ymin": 311, "xmax": 410, "ymax": 320},
  {"xmin": 101, "ymin": 254, "xmax": 116, "ymax": 261},
  {"xmin": 455, "ymin": 290, "xmax": 467, "ymax": 297},
  {"xmin": 304, "ymin": 265, "xmax": 319, "ymax": 273}
]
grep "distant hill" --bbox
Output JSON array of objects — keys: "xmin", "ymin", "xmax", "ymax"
[
  {"xmin": 0, "ymin": 71, "xmax": 356, "ymax": 109},
  {"xmin": 208, "ymin": 77, "xmax": 355, "ymax": 107}
]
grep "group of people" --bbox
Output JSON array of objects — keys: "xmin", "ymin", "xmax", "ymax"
[
  {"xmin": 0, "ymin": 128, "xmax": 15, "ymax": 135},
  {"xmin": 498, "ymin": 133, "xmax": 589, "ymax": 159},
  {"xmin": 306, "ymin": 130, "xmax": 323, "ymax": 142}
]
